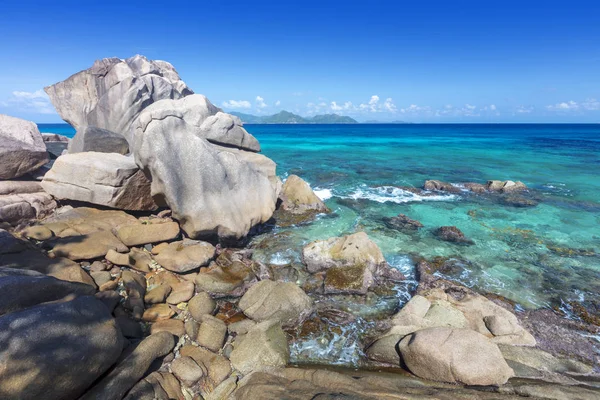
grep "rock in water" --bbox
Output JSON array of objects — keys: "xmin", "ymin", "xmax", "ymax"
[
  {"xmin": 69, "ymin": 126, "xmax": 130, "ymax": 154},
  {"xmin": 133, "ymin": 96, "xmax": 277, "ymax": 239},
  {"xmin": 278, "ymin": 175, "xmax": 329, "ymax": 215},
  {"xmin": 399, "ymin": 327, "xmax": 514, "ymax": 386},
  {"xmin": 44, "ymin": 55, "xmax": 193, "ymax": 148},
  {"xmin": 434, "ymin": 226, "xmax": 474, "ymax": 245},
  {"xmin": 0, "ymin": 295, "xmax": 124, "ymax": 400},
  {"xmin": 41, "ymin": 152, "xmax": 157, "ymax": 210},
  {"xmin": 0, "ymin": 114, "xmax": 49, "ymax": 179}
]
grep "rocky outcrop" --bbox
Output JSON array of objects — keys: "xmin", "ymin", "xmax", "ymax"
[
  {"xmin": 239, "ymin": 280, "xmax": 313, "ymax": 326},
  {"xmin": 0, "ymin": 115, "xmax": 49, "ymax": 180},
  {"xmin": 276, "ymin": 175, "xmax": 329, "ymax": 225},
  {"xmin": 41, "ymin": 152, "xmax": 157, "ymax": 211},
  {"xmin": 434, "ymin": 226, "xmax": 474, "ymax": 245},
  {"xmin": 0, "ymin": 295, "xmax": 124, "ymax": 400},
  {"xmin": 383, "ymin": 213, "xmax": 423, "ymax": 232},
  {"xmin": 132, "ymin": 95, "xmax": 277, "ymax": 240},
  {"xmin": 399, "ymin": 327, "xmax": 514, "ymax": 385},
  {"xmin": 0, "ymin": 181, "xmax": 56, "ymax": 225},
  {"xmin": 424, "ymin": 179, "xmax": 528, "ymax": 194},
  {"xmin": 44, "ymin": 55, "xmax": 192, "ymax": 146},
  {"xmin": 69, "ymin": 126, "xmax": 129, "ymax": 154}
]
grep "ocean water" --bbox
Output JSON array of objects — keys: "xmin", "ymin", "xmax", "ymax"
[{"xmin": 40, "ymin": 123, "xmax": 600, "ymax": 363}]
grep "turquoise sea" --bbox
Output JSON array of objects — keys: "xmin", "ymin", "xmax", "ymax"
[{"xmin": 40, "ymin": 123, "xmax": 600, "ymax": 363}]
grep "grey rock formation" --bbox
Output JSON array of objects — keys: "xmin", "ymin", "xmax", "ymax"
[
  {"xmin": 44, "ymin": 55, "xmax": 192, "ymax": 146},
  {"xmin": 133, "ymin": 102, "xmax": 276, "ymax": 239},
  {"xmin": 69, "ymin": 126, "xmax": 129, "ymax": 154},
  {"xmin": 0, "ymin": 114, "xmax": 49, "ymax": 179},
  {"xmin": 41, "ymin": 152, "xmax": 157, "ymax": 210},
  {"xmin": 0, "ymin": 295, "xmax": 124, "ymax": 400},
  {"xmin": 0, "ymin": 181, "xmax": 56, "ymax": 225}
]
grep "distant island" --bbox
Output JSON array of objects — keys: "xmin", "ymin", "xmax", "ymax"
[{"xmin": 230, "ymin": 110, "xmax": 358, "ymax": 124}]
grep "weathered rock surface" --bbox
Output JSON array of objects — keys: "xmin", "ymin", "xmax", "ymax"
[
  {"xmin": 81, "ymin": 331, "xmax": 175, "ymax": 400},
  {"xmin": 188, "ymin": 292, "xmax": 216, "ymax": 321},
  {"xmin": 132, "ymin": 96, "xmax": 276, "ymax": 239},
  {"xmin": 424, "ymin": 179, "xmax": 528, "ymax": 195},
  {"xmin": 114, "ymin": 220, "xmax": 179, "ymax": 246},
  {"xmin": 239, "ymin": 280, "xmax": 313, "ymax": 326},
  {"xmin": 0, "ymin": 114, "xmax": 49, "ymax": 179},
  {"xmin": 42, "ymin": 152, "xmax": 157, "ymax": 211},
  {"xmin": 302, "ymin": 232, "xmax": 388, "ymax": 273},
  {"xmin": 399, "ymin": 327, "xmax": 514, "ymax": 385},
  {"xmin": 44, "ymin": 55, "xmax": 192, "ymax": 141},
  {"xmin": 196, "ymin": 314, "xmax": 227, "ymax": 352},
  {"xmin": 180, "ymin": 344, "xmax": 232, "ymax": 389},
  {"xmin": 0, "ymin": 190, "xmax": 56, "ymax": 225},
  {"xmin": 154, "ymin": 239, "xmax": 215, "ymax": 273},
  {"xmin": 0, "ymin": 295, "xmax": 124, "ymax": 400},
  {"xmin": 230, "ymin": 319, "xmax": 289, "ymax": 375},
  {"xmin": 383, "ymin": 213, "xmax": 424, "ymax": 232},
  {"xmin": 47, "ymin": 230, "xmax": 128, "ymax": 260},
  {"xmin": 69, "ymin": 126, "xmax": 130, "ymax": 154}
]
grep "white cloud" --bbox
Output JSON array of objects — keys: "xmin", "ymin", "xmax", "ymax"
[
  {"xmin": 1, "ymin": 89, "xmax": 55, "ymax": 114},
  {"xmin": 582, "ymin": 98, "xmax": 600, "ymax": 110},
  {"xmin": 516, "ymin": 105, "xmax": 534, "ymax": 114},
  {"xmin": 330, "ymin": 101, "xmax": 343, "ymax": 111},
  {"xmin": 330, "ymin": 101, "xmax": 354, "ymax": 112},
  {"xmin": 275, "ymin": 100, "xmax": 281, "ymax": 107},
  {"xmin": 383, "ymin": 98, "xmax": 397, "ymax": 113},
  {"xmin": 255, "ymin": 96, "xmax": 267, "ymax": 109},
  {"xmin": 465, "ymin": 104, "xmax": 477, "ymax": 110},
  {"xmin": 222, "ymin": 100, "xmax": 251, "ymax": 109},
  {"xmin": 546, "ymin": 100, "xmax": 578, "ymax": 111},
  {"xmin": 490, "ymin": 104, "xmax": 497, "ymax": 111}
]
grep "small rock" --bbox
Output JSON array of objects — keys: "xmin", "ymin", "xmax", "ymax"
[
  {"xmin": 151, "ymin": 242, "xmax": 169, "ymax": 255},
  {"xmin": 144, "ymin": 284, "xmax": 172, "ymax": 305},
  {"xmin": 151, "ymin": 319, "xmax": 185, "ymax": 337},
  {"xmin": 196, "ymin": 315, "xmax": 227, "ymax": 352},
  {"xmin": 423, "ymin": 180, "xmax": 461, "ymax": 193},
  {"xmin": 142, "ymin": 304, "xmax": 175, "ymax": 322},
  {"xmin": 188, "ymin": 292, "xmax": 216, "ymax": 321},
  {"xmin": 170, "ymin": 356, "xmax": 204, "ymax": 387},
  {"xmin": 180, "ymin": 345, "xmax": 232, "ymax": 387},
  {"xmin": 324, "ymin": 264, "xmax": 374, "ymax": 295},
  {"xmin": 154, "ymin": 239, "xmax": 216, "ymax": 273},
  {"xmin": 166, "ymin": 281, "xmax": 195, "ymax": 304},
  {"xmin": 115, "ymin": 221, "xmax": 180, "ymax": 247},
  {"xmin": 90, "ymin": 261, "xmax": 108, "ymax": 272},
  {"xmin": 22, "ymin": 225, "xmax": 53, "ymax": 241},
  {"xmin": 383, "ymin": 214, "xmax": 423, "ymax": 232},
  {"xmin": 90, "ymin": 271, "xmax": 112, "ymax": 287}
]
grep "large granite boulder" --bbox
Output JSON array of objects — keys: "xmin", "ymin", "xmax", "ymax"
[
  {"xmin": 41, "ymin": 152, "xmax": 157, "ymax": 210},
  {"xmin": 69, "ymin": 126, "xmax": 129, "ymax": 154},
  {"xmin": 0, "ymin": 295, "xmax": 124, "ymax": 400},
  {"xmin": 230, "ymin": 320, "xmax": 290, "ymax": 375},
  {"xmin": 133, "ymin": 98, "xmax": 277, "ymax": 239},
  {"xmin": 0, "ymin": 114, "xmax": 49, "ymax": 179},
  {"xmin": 44, "ymin": 55, "xmax": 193, "ymax": 147},
  {"xmin": 399, "ymin": 327, "xmax": 514, "ymax": 386},
  {"xmin": 278, "ymin": 175, "xmax": 328, "ymax": 215}
]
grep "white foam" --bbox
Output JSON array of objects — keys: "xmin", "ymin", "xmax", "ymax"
[
  {"xmin": 342, "ymin": 185, "xmax": 458, "ymax": 204},
  {"xmin": 269, "ymin": 252, "xmax": 291, "ymax": 265},
  {"xmin": 314, "ymin": 188, "xmax": 333, "ymax": 201}
]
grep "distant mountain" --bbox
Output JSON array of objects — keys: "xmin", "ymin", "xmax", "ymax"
[{"xmin": 230, "ymin": 110, "xmax": 358, "ymax": 124}]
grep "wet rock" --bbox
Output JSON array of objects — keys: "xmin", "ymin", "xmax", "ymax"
[
  {"xmin": 165, "ymin": 281, "xmax": 195, "ymax": 304},
  {"xmin": 154, "ymin": 239, "xmax": 216, "ymax": 273},
  {"xmin": 383, "ymin": 213, "xmax": 423, "ymax": 232},
  {"xmin": 41, "ymin": 152, "xmax": 158, "ymax": 211},
  {"xmin": 170, "ymin": 356, "xmax": 204, "ymax": 387},
  {"xmin": 144, "ymin": 284, "xmax": 172, "ymax": 305},
  {"xmin": 80, "ymin": 331, "xmax": 175, "ymax": 400},
  {"xmin": 188, "ymin": 292, "xmax": 216, "ymax": 321},
  {"xmin": 302, "ymin": 232, "xmax": 388, "ymax": 273},
  {"xmin": 487, "ymin": 180, "xmax": 527, "ymax": 193},
  {"xmin": 239, "ymin": 279, "xmax": 313, "ymax": 326},
  {"xmin": 423, "ymin": 180, "xmax": 461, "ymax": 193},
  {"xmin": 434, "ymin": 226, "xmax": 474, "ymax": 245},
  {"xmin": 230, "ymin": 320, "xmax": 289, "ymax": 375},
  {"xmin": 0, "ymin": 114, "xmax": 49, "ymax": 179},
  {"xmin": 324, "ymin": 264, "xmax": 374, "ymax": 295},
  {"xmin": 195, "ymin": 258, "xmax": 255, "ymax": 297},
  {"xmin": 275, "ymin": 175, "xmax": 329, "ymax": 225},
  {"xmin": 399, "ymin": 327, "xmax": 514, "ymax": 385},
  {"xmin": 196, "ymin": 314, "xmax": 227, "ymax": 352},
  {"xmin": 0, "ymin": 295, "xmax": 123, "ymax": 400},
  {"xmin": 115, "ymin": 221, "xmax": 180, "ymax": 247},
  {"xmin": 501, "ymin": 194, "xmax": 538, "ymax": 207},
  {"xmin": 499, "ymin": 344, "xmax": 593, "ymax": 377}
]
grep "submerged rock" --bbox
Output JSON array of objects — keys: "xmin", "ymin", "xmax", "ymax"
[
  {"xmin": 399, "ymin": 327, "xmax": 514, "ymax": 385},
  {"xmin": 383, "ymin": 213, "xmax": 423, "ymax": 232},
  {"xmin": 275, "ymin": 175, "xmax": 329, "ymax": 225},
  {"xmin": 434, "ymin": 226, "xmax": 474, "ymax": 245},
  {"xmin": 423, "ymin": 180, "xmax": 461, "ymax": 193},
  {"xmin": 0, "ymin": 114, "xmax": 49, "ymax": 180}
]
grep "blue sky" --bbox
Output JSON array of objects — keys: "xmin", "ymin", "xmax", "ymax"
[{"xmin": 1, "ymin": 0, "xmax": 599, "ymax": 123}]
